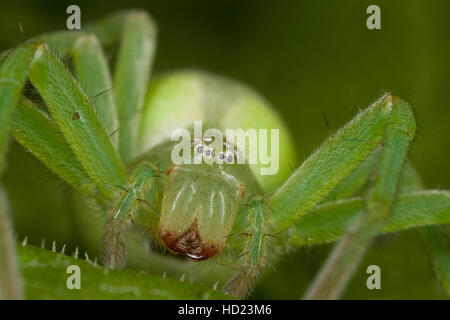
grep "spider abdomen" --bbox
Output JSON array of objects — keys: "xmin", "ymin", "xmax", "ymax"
[{"xmin": 136, "ymin": 70, "xmax": 298, "ymax": 195}]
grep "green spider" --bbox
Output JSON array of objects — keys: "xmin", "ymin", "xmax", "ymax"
[{"xmin": 0, "ymin": 10, "xmax": 449, "ymax": 299}]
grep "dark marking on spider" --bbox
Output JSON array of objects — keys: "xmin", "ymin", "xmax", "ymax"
[
  {"xmin": 166, "ymin": 163, "xmax": 177, "ymax": 176},
  {"xmin": 158, "ymin": 220, "xmax": 221, "ymax": 261},
  {"xmin": 238, "ymin": 183, "xmax": 246, "ymax": 198},
  {"xmin": 72, "ymin": 112, "xmax": 80, "ymax": 120}
]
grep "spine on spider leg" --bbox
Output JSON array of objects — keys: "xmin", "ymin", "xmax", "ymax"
[
  {"xmin": 103, "ymin": 162, "xmax": 159, "ymax": 268},
  {"xmin": 304, "ymin": 96, "xmax": 416, "ymax": 300},
  {"xmin": 0, "ymin": 188, "xmax": 23, "ymax": 299},
  {"xmin": 223, "ymin": 198, "xmax": 272, "ymax": 298}
]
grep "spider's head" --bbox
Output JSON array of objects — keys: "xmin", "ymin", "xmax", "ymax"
[{"xmin": 157, "ymin": 163, "xmax": 245, "ymax": 261}]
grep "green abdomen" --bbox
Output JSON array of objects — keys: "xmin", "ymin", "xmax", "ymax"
[{"xmin": 137, "ymin": 70, "xmax": 298, "ymax": 195}]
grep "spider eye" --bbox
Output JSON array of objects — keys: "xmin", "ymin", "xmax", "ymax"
[
  {"xmin": 225, "ymin": 152, "xmax": 234, "ymax": 164},
  {"xmin": 195, "ymin": 144, "xmax": 204, "ymax": 154},
  {"xmin": 204, "ymin": 148, "xmax": 214, "ymax": 158}
]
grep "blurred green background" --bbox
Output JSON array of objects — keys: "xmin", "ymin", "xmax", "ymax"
[{"xmin": 1, "ymin": 0, "xmax": 449, "ymax": 299}]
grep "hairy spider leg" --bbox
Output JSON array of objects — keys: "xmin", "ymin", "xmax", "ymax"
[
  {"xmin": 223, "ymin": 197, "xmax": 271, "ymax": 298},
  {"xmin": 304, "ymin": 95, "xmax": 416, "ymax": 299},
  {"xmin": 103, "ymin": 161, "xmax": 159, "ymax": 268}
]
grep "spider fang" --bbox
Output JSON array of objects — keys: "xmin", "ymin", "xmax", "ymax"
[{"xmin": 158, "ymin": 221, "xmax": 221, "ymax": 261}]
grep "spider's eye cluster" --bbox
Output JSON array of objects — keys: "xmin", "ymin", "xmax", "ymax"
[
  {"xmin": 191, "ymin": 137, "xmax": 239, "ymax": 164},
  {"xmin": 218, "ymin": 150, "xmax": 235, "ymax": 164}
]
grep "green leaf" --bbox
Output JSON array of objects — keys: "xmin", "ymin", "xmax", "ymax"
[{"xmin": 17, "ymin": 243, "xmax": 232, "ymax": 300}]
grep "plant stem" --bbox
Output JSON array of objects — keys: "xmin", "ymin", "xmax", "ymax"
[{"xmin": 0, "ymin": 188, "xmax": 23, "ymax": 299}]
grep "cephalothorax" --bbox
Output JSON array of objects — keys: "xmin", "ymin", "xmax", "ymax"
[{"xmin": 0, "ymin": 10, "xmax": 449, "ymax": 299}]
